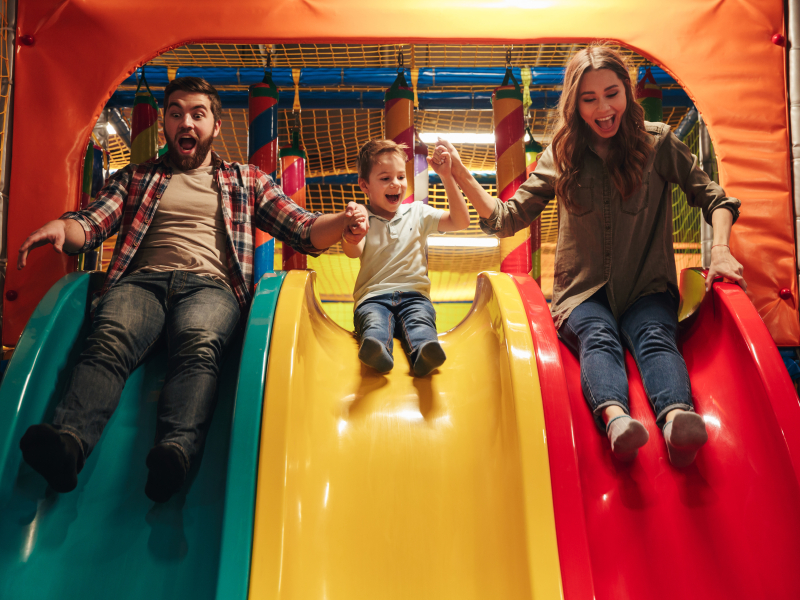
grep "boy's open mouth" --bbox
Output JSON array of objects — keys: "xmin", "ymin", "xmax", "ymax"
[
  {"xmin": 596, "ymin": 114, "xmax": 616, "ymax": 132},
  {"xmin": 179, "ymin": 135, "xmax": 197, "ymax": 152},
  {"xmin": 385, "ymin": 194, "xmax": 400, "ymax": 203}
]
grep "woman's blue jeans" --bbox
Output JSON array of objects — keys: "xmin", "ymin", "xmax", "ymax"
[
  {"xmin": 53, "ymin": 271, "xmax": 241, "ymax": 468},
  {"xmin": 353, "ymin": 291, "xmax": 439, "ymax": 364},
  {"xmin": 559, "ymin": 287, "xmax": 693, "ymax": 431}
]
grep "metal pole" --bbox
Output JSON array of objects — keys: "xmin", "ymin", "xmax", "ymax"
[{"xmin": 698, "ymin": 115, "xmax": 715, "ymax": 269}]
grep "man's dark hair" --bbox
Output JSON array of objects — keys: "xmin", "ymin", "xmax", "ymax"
[{"xmin": 163, "ymin": 77, "xmax": 222, "ymax": 122}]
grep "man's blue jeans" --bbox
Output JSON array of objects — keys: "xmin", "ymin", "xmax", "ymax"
[
  {"xmin": 353, "ymin": 291, "xmax": 439, "ymax": 364},
  {"xmin": 53, "ymin": 271, "xmax": 241, "ymax": 468},
  {"xmin": 559, "ymin": 287, "xmax": 693, "ymax": 431}
]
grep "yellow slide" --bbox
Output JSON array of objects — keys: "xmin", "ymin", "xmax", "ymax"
[{"xmin": 248, "ymin": 270, "xmax": 563, "ymax": 600}]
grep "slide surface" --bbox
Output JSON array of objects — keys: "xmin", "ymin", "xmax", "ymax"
[
  {"xmin": 0, "ymin": 271, "xmax": 286, "ymax": 600},
  {"xmin": 247, "ymin": 270, "xmax": 563, "ymax": 600},
  {"xmin": 514, "ymin": 273, "xmax": 800, "ymax": 600}
]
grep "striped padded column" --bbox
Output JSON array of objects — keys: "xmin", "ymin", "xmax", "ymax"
[
  {"xmin": 414, "ymin": 137, "xmax": 429, "ymax": 204},
  {"xmin": 248, "ymin": 72, "xmax": 279, "ymax": 282},
  {"xmin": 525, "ymin": 129, "xmax": 544, "ymax": 286},
  {"xmin": 636, "ymin": 67, "xmax": 663, "ymax": 123},
  {"xmin": 384, "ymin": 72, "xmax": 415, "ymax": 204},
  {"xmin": 493, "ymin": 74, "xmax": 530, "ymax": 274},
  {"xmin": 79, "ymin": 140, "xmax": 106, "ymax": 271},
  {"xmin": 130, "ymin": 75, "xmax": 159, "ymax": 164},
  {"xmin": 280, "ymin": 130, "xmax": 307, "ymax": 271}
]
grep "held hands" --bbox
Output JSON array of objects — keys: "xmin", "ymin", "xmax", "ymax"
[
  {"xmin": 706, "ymin": 245, "xmax": 747, "ymax": 293},
  {"xmin": 342, "ymin": 201, "xmax": 368, "ymax": 245},
  {"xmin": 17, "ymin": 220, "xmax": 68, "ymax": 270},
  {"xmin": 431, "ymin": 138, "xmax": 465, "ymax": 177},
  {"xmin": 427, "ymin": 146, "xmax": 453, "ymax": 178}
]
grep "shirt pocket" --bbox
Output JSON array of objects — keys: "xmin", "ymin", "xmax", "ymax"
[
  {"xmin": 567, "ymin": 176, "xmax": 596, "ymax": 217},
  {"xmin": 620, "ymin": 173, "xmax": 650, "ymax": 215},
  {"xmin": 230, "ymin": 185, "xmax": 251, "ymax": 224}
]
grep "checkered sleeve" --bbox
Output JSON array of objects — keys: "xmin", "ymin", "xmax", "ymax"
[
  {"xmin": 252, "ymin": 168, "xmax": 324, "ymax": 257},
  {"xmin": 59, "ymin": 166, "xmax": 132, "ymax": 254}
]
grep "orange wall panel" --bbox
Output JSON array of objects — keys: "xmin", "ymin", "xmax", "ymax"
[{"xmin": 4, "ymin": 0, "xmax": 797, "ymax": 344}]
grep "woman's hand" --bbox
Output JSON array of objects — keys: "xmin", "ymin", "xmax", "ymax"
[{"xmin": 706, "ymin": 245, "xmax": 746, "ymax": 292}]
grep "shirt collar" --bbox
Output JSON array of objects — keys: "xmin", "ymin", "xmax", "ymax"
[{"xmin": 367, "ymin": 203, "xmax": 411, "ymax": 223}]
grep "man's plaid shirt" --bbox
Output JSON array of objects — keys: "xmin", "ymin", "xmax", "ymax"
[{"xmin": 62, "ymin": 153, "xmax": 321, "ymax": 310}]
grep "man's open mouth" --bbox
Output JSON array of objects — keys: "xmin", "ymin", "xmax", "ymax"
[
  {"xmin": 178, "ymin": 135, "xmax": 197, "ymax": 152},
  {"xmin": 385, "ymin": 194, "xmax": 400, "ymax": 203}
]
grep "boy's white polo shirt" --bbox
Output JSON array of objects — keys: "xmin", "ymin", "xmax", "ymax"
[{"xmin": 353, "ymin": 201, "xmax": 444, "ymax": 308}]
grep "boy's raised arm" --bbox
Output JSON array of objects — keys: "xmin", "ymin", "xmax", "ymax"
[
  {"xmin": 428, "ymin": 143, "xmax": 471, "ymax": 233},
  {"xmin": 434, "ymin": 139, "xmax": 498, "ymax": 220}
]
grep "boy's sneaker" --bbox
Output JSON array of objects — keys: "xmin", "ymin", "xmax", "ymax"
[
  {"xmin": 19, "ymin": 423, "xmax": 83, "ymax": 493},
  {"xmin": 358, "ymin": 337, "xmax": 394, "ymax": 373},
  {"xmin": 145, "ymin": 443, "xmax": 188, "ymax": 503},
  {"xmin": 413, "ymin": 341, "xmax": 446, "ymax": 377}
]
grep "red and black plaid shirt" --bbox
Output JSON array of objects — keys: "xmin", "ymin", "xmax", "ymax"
[{"xmin": 62, "ymin": 153, "xmax": 321, "ymax": 310}]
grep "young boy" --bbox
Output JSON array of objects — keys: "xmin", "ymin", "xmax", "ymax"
[{"xmin": 342, "ymin": 139, "xmax": 470, "ymax": 376}]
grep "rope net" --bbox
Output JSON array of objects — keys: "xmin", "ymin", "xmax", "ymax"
[{"xmin": 98, "ymin": 42, "xmax": 702, "ymax": 329}]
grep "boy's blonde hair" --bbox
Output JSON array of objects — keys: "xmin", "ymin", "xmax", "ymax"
[{"xmin": 357, "ymin": 139, "xmax": 409, "ymax": 181}]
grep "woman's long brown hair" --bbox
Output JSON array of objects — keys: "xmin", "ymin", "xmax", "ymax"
[{"xmin": 551, "ymin": 44, "xmax": 652, "ymax": 207}]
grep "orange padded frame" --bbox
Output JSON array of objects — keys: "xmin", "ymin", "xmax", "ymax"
[{"xmin": 4, "ymin": 0, "xmax": 797, "ymax": 345}]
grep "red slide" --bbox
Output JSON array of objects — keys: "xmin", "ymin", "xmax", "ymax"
[{"xmin": 513, "ymin": 274, "xmax": 800, "ymax": 600}]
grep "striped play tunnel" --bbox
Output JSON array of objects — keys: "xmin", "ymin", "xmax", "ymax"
[
  {"xmin": 130, "ymin": 74, "xmax": 159, "ymax": 164},
  {"xmin": 280, "ymin": 130, "xmax": 308, "ymax": 270},
  {"xmin": 249, "ymin": 72, "xmax": 280, "ymax": 283},
  {"xmin": 384, "ymin": 72, "xmax": 415, "ymax": 204},
  {"xmin": 525, "ymin": 129, "xmax": 544, "ymax": 286},
  {"xmin": 414, "ymin": 136, "xmax": 429, "ymax": 204},
  {"xmin": 493, "ymin": 72, "xmax": 530, "ymax": 275}
]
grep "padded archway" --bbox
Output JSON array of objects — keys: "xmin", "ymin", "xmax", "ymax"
[{"xmin": 4, "ymin": 0, "xmax": 796, "ymax": 344}]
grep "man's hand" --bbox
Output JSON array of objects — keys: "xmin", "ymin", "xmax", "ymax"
[
  {"xmin": 18, "ymin": 220, "xmax": 70, "ymax": 270},
  {"xmin": 342, "ymin": 202, "xmax": 369, "ymax": 244},
  {"xmin": 706, "ymin": 245, "xmax": 746, "ymax": 292}
]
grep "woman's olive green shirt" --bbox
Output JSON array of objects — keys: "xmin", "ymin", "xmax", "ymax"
[{"xmin": 479, "ymin": 122, "xmax": 740, "ymax": 329}]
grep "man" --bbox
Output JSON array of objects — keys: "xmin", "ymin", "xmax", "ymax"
[{"xmin": 16, "ymin": 77, "xmax": 368, "ymax": 502}]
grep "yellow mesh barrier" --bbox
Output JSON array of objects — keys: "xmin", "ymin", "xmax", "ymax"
[
  {"xmin": 146, "ymin": 43, "xmax": 655, "ymax": 69},
  {"xmin": 99, "ymin": 42, "xmax": 699, "ymax": 306},
  {"xmin": 670, "ymin": 123, "xmax": 703, "ymax": 273}
]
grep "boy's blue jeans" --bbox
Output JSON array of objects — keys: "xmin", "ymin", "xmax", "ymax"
[
  {"xmin": 559, "ymin": 287, "xmax": 693, "ymax": 431},
  {"xmin": 53, "ymin": 271, "xmax": 241, "ymax": 468},
  {"xmin": 353, "ymin": 291, "xmax": 439, "ymax": 364}
]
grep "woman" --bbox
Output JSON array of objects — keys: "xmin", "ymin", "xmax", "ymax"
[{"xmin": 435, "ymin": 44, "xmax": 745, "ymax": 466}]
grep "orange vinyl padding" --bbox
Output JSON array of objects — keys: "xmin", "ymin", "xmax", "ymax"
[{"xmin": 4, "ymin": 0, "xmax": 797, "ymax": 345}]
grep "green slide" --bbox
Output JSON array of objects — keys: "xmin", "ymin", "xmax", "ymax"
[{"xmin": 0, "ymin": 271, "xmax": 286, "ymax": 600}]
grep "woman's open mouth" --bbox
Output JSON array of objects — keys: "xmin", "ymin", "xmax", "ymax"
[{"xmin": 596, "ymin": 115, "xmax": 616, "ymax": 132}]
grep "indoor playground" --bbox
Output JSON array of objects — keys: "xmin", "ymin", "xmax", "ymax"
[{"xmin": 0, "ymin": 0, "xmax": 799, "ymax": 599}]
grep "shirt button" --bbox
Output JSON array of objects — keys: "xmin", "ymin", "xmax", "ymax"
[{"xmin": 606, "ymin": 225, "xmax": 611, "ymax": 230}]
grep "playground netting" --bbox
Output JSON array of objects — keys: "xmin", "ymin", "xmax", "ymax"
[{"xmin": 94, "ymin": 42, "xmax": 701, "ymax": 331}]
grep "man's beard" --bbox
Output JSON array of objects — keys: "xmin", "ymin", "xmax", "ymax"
[{"xmin": 166, "ymin": 132, "xmax": 214, "ymax": 171}]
